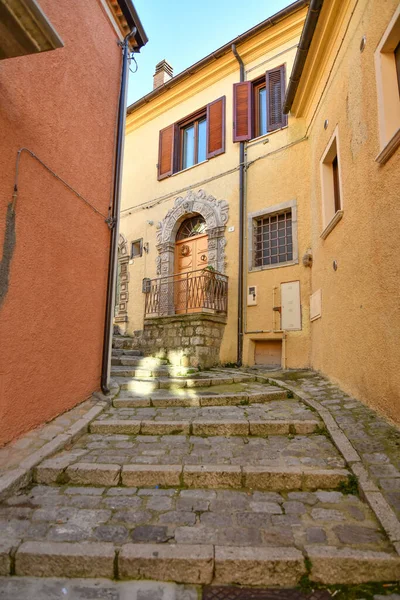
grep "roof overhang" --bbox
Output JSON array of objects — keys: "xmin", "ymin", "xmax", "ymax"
[
  {"xmin": 127, "ymin": 0, "xmax": 309, "ymax": 114},
  {"xmin": 0, "ymin": 0, "xmax": 63, "ymax": 60},
  {"xmin": 106, "ymin": 0, "xmax": 148, "ymax": 51}
]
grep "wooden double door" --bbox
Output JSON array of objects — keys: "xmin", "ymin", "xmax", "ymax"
[{"xmin": 174, "ymin": 233, "xmax": 208, "ymax": 313}]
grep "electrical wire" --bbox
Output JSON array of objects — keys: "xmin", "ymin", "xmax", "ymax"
[{"xmin": 12, "ymin": 147, "xmax": 112, "ymax": 226}]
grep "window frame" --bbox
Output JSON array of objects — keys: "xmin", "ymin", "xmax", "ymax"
[
  {"xmin": 131, "ymin": 238, "xmax": 143, "ymax": 259},
  {"xmin": 178, "ymin": 108, "xmax": 207, "ymax": 172},
  {"xmin": 248, "ymin": 200, "xmax": 299, "ymax": 272},
  {"xmin": 320, "ymin": 126, "xmax": 344, "ymax": 239},
  {"xmin": 374, "ymin": 5, "xmax": 400, "ymax": 164},
  {"xmin": 250, "ymin": 64, "xmax": 288, "ymax": 140}
]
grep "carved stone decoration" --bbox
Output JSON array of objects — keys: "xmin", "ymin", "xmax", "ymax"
[
  {"xmin": 114, "ymin": 233, "xmax": 129, "ymax": 327},
  {"xmin": 156, "ymin": 189, "xmax": 229, "ymax": 276}
]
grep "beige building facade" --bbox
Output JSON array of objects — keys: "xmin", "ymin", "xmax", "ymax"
[{"xmin": 120, "ymin": 0, "xmax": 400, "ymax": 423}]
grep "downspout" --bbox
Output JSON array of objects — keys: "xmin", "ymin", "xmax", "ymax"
[
  {"xmin": 101, "ymin": 28, "xmax": 137, "ymax": 394},
  {"xmin": 231, "ymin": 44, "xmax": 245, "ymax": 366}
]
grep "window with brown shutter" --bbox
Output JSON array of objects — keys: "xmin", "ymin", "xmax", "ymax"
[
  {"xmin": 233, "ymin": 64, "xmax": 287, "ymax": 142},
  {"xmin": 157, "ymin": 124, "xmax": 176, "ymax": 180},
  {"xmin": 233, "ymin": 81, "xmax": 252, "ymax": 141},
  {"xmin": 157, "ymin": 98, "xmax": 226, "ymax": 179},
  {"xmin": 207, "ymin": 96, "xmax": 226, "ymax": 158},
  {"xmin": 266, "ymin": 65, "xmax": 287, "ymax": 132}
]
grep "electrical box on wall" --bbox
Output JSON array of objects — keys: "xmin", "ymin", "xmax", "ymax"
[{"xmin": 247, "ymin": 285, "xmax": 257, "ymax": 306}]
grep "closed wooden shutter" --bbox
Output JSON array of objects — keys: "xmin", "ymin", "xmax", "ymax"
[
  {"xmin": 206, "ymin": 96, "xmax": 225, "ymax": 158},
  {"xmin": 233, "ymin": 81, "xmax": 252, "ymax": 142},
  {"xmin": 266, "ymin": 65, "xmax": 287, "ymax": 132},
  {"xmin": 157, "ymin": 124, "xmax": 176, "ymax": 180}
]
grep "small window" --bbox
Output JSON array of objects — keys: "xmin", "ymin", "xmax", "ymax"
[
  {"xmin": 320, "ymin": 128, "xmax": 343, "ymax": 238},
  {"xmin": 131, "ymin": 239, "xmax": 143, "ymax": 258},
  {"xmin": 253, "ymin": 210, "xmax": 293, "ymax": 268},
  {"xmin": 374, "ymin": 6, "xmax": 400, "ymax": 163},
  {"xmin": 180, "ymin": 111, "xmax": 207, "ymax": 170}
]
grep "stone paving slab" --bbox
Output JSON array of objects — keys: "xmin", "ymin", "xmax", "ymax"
[
  {"xmin": 97, "ymin": 400, "xmax": 319, "ymax": 426},
  {"xmin": 0, "ymin": 485, "xmax": 393, "ymax": 553},
  {"xmin": 34, "ymin": 432, "xmax": 346, "ymax": 472},
  {"xmin": 256, "ymin": 372, "xmax": 400, "ymax": 534},
  {"xmin": 0, "ymin": 577, "xmax": 198, "ymax": 600}
]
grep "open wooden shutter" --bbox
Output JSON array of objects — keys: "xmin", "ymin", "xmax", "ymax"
[
  {"xmin": 206, "ymin": 96, "xmax": 225, "ymax": 158},
  {"xmin": 157, "ymin": 124, "xmax": 176, "ymax": 180},
  {"xmin": 266, "ymin": 65, "xmax": 287, "ymax": 132},
  {"xmin": 233, "ymin": 81, "xmax": 252, "ymax": 142}
]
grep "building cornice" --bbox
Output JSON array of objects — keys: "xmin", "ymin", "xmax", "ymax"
[
  {"xmin": 289, "ymin": 0, "xmax": 355, "ymax": 118},
  {"xmin": 126, "ymin": 8, "xmax": 308, "ymax": 134}
]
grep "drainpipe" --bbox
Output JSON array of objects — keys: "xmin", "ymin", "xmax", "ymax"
[
  {"xmin": 231, "ymin": 44, "xmax": 245, "ymax": 367},
  {"xmin": 101, "ymin": 29, "xmax": 137, "ymax": 394}
]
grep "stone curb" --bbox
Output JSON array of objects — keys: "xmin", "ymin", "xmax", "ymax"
[
  {"xmin": 306, "ymin": 545, "xmax": 400, "ymax": 584},
  {"xmin": 4, "ymin": 541, "xmax": 400, "ymax": 584},
  {"xmin": 114, "ymin": 388, "xmax": 287, "ymax": 409},
  {"xmin": 119, "ymin": 543, "xmax": 214, "ymax": 584},
  {"xmin": 257, "ymin": 374, "xmax": 400, "ymax": 556},
  {"xmin": 90, "ymin": 418, "xmax": 321, "ymax": 437},
  {"xmin": 214, "ymin": 546, "xmax": 305, "ymax": 586},
  {"xmin": 15, "ymin": 541, "xmax": 115, "ymax": 578},
  {"xmin": 0, "ymin": 396, "xmax": 112, "ymax": 502},
  {"xmin": 35, "ymin": 461, "xmax": 350, "ymax": 490}
]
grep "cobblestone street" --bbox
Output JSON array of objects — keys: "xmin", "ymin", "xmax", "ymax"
[{"xmin": 0, "ymin": 366, "xmax": 400, "ymax": 593}]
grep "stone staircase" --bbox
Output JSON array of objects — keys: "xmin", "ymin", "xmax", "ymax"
[{"xmin": 0, "ymin": 342, "xmax": 399, "ymax": 587}]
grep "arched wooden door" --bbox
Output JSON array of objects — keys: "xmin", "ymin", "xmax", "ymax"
[{"xmin": 174, "ymin": 216, "xmax": 208, "ymax": 313}]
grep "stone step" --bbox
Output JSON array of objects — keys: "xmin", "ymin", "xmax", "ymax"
[
  {"xmin": 2, "ymin": 482, "xmax": 399, "ymax": 584},
  {"xmin": 113, "ymin": 357, "xmax": 170, "ymax": 368},
  {"xmin": 35, "ymin": 460, "xmax": 350, "ymax": 491},
  {"xmin": 114, "ymin": 386, "xmax": 287, "ymax": 407},
  {"xmin": 6, "ymin": 541, "xmax": 400, "ymax": 584},
  {"xmin": 111, "ymin": 365, "xmax": 198, "ymax": 379},
  {"xmin": 112, "ymin": 349, "xmax": 143, "ymax": 357},
  {"xmin": 90, "ymin": 418, "xmax": 321, "ymax": 437}
]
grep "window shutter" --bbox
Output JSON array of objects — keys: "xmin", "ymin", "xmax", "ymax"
[
  {"xmin": 266, "ymin": 65, "xmax": 287, "ymax": 132},
  {"xmin": 206, "ymin": 96, "xmax": 225, "ymax": 158},
  {"xmin": 157, "ymin": 124, "xmax": 176, "ymax": 180},
  {"xmin": 233, "ymin": 81, "xmax": 252, "ymax": 142}
]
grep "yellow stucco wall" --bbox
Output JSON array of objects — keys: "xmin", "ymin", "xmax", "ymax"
[
  {"xmin": 120, "ymin": 0, "xmax": 400, "ymax": 423},
  {"xmin": 293, "ymin": 0, "xmax": 400, "ymax": 422},
  {"xmin": 120, "ymin": 8, "xmax": 311, "ymax": 368}
]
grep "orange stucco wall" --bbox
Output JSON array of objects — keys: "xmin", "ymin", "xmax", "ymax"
[{"xmin": 0, "ymin": 0, "xmax": 122, "ymax": 446}]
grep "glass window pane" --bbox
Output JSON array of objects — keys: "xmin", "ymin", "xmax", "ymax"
[
  {"xmin": 198, "ymin": 118, "xmax": 207, "ymax": 163},
  {"xmin": 182, "ymin": 124, "xmax": 195, "ymax": 169},
  {"xmin": 259, "ymin": 87, "xmax": 267, "ymax": 136}
]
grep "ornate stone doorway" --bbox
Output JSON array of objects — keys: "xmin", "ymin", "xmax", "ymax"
[{"xmin": 155, "ymin": 189, "xmax": 229, "ymax": 278}]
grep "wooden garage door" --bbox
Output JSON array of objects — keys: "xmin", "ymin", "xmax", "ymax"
[{"xmin": 254, "ymin": 340, "xmax": 282, "ymax": 367}]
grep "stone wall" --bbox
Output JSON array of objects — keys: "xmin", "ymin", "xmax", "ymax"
[{"xmin": 115, "ymin": 313, "xmax": 227, "ymax": 368}]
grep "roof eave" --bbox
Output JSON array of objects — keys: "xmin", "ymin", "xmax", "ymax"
[{"xmin": 127, "ymin": 0, "xmax": 309, "ymax": 114}]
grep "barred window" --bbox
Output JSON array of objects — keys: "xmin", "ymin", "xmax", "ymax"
[{"xmin": 254, "ymin": 210, "xmax": 293, "ymax": 267}]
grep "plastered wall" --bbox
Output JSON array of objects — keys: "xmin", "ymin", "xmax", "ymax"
[
  {"xmin": 0, "ymin": 0, "xmax": 122, "ymax": 445},
  {"xmin": 121, "ymin": 12, "xmax": 311, "ymax": 367},
  {"xmin": 303, "ymin": 0, "xmax": 400, "ymax": 423}
]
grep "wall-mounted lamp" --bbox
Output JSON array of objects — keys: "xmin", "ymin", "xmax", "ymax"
[{"xmin": 143, "ymin": 242, "xmax": 149, "ymax": 253}]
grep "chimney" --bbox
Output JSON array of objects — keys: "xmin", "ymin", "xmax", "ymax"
[{"xmin": 153, "ymin": 60, "xmax": 173, "ymax": 90}]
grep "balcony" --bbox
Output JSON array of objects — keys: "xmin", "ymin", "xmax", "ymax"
[{"xmin": 144, "ymin": 268, "xmax": 228, "ymax": 318}]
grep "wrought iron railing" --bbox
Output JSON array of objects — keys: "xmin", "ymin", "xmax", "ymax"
[{"xmin": 144, "ymin": 268, "xmax": 228, "ymax": 317}]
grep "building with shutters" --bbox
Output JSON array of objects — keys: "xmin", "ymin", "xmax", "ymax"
[{"xmin": 119, "ymin": 0, "xmax": 400, "ymax": 424}]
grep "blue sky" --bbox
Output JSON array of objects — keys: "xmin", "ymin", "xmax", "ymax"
[{"xmin": 128, "ymin": 0, "xmax": 294, "ymax": 106}]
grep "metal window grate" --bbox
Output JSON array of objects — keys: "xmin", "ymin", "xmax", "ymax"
[{"xmin": 254, "ymin": 210, "xmax": 293, "ymax": 267}]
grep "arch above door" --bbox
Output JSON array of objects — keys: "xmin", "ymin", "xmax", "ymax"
[{"xmin": 155, "ymin": 188, "xmax": 229, "ymax": 276}]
